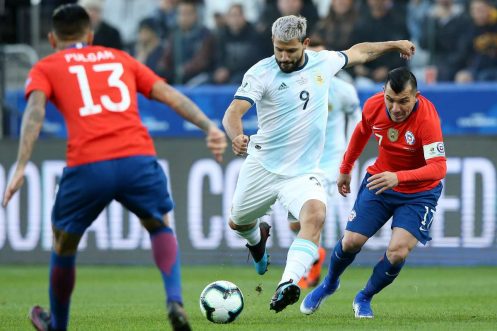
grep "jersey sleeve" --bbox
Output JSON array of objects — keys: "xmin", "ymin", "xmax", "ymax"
[
  {"xmin": 25, "ymin": 64, "xmax": 52, "ymax": 99},
  {"xmin": 127, "ymin": 53, "xmax": 163, "ymax": 97},
  {"xmin": 234, "ymin": 66, "xmax": 265, "ymax": 105},
  {"xmin": 323, "ymin": 50, "xmax": 348, "ymax": 77},
  {"xmin": 418, "ymin": 102, "xmax": 446, "ymax": 162},
  {"xmin": 396, "ymin": 102, "xmax": 447, "ymax": 183}
]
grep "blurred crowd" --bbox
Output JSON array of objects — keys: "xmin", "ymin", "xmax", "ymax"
[{"xmin": 62, "ymin": 0, "xmax": 497, "ymax": 85}]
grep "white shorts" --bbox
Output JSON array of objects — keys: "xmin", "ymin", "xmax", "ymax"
[{"xmin": 230, "ymin": 156, "xmax": 327, "ymax": 225}]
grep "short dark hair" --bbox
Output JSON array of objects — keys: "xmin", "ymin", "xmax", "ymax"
[
  {"xmin": 52, "ymin": 4, "xmax": 91, "ymax": 40},
  {"xmin": 385, "ymin": 67, "xmax": 417, "ymax": 94}
]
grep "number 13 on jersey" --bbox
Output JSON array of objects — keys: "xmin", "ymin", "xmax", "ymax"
[{"xmin": 69, "ymin": 62, "xmax": 131, "ymax": 116}]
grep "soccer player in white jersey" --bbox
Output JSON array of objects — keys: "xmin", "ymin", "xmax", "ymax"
[
  {"xmin": 289, "ymin": 38, "xmax": 362, "ymax": 289},
  {"xmin": 222, "ymin": 15, "xmax": 415, "ymax": 313}
]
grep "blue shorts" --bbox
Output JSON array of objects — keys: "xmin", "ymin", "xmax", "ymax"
[
  {"xmin": 52, "ymin": 156, "xmax": 174, "ymax": 235},
  {"xmin": 345, "ymin": 173, "xmax": 442, "ymax": 245}
]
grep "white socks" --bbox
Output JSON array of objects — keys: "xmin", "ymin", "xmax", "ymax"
[
  {"xmin": 280, "ymin": 238, "xmax": 318, "ymax": 285},
  {"xmin": 234, "ymin": 219, "xmax": 261, "ymax": 246}
]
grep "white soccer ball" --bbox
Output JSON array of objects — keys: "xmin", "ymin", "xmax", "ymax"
[{"xmin": 199, "ymin": 280, "xmax": 244, "ymax": 324}]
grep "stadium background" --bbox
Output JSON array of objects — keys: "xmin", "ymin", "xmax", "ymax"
[{"xmin": 0, "ymin": 0, "xmax": 496, "ymax": 268}]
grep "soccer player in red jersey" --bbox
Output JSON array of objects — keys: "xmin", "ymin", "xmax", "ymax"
[
  {"xmin": 1, "ymin": 4, "xmax": 226, "ymax": 331},
  {"xmin": 301, "ymin": 67, "xmax": 446, "ymax": 318}
]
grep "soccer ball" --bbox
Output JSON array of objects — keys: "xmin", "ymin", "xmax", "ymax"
[{"xmin": 199, "ymin": 280, "xmax": 244, "ymax": 324}]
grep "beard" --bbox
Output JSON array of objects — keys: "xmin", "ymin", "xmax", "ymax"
[{"xmin": 276, "ymin": 50, "xmax": 305, "ymax": 73}]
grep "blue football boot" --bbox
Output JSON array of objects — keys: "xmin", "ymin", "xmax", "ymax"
[
  {"xmin": 300, "ymin": 276, "xmax": 340, "ymax": 315},
  {"xmin": 352, "ymin": 290, "xmax": 374, "ymax": 318}
]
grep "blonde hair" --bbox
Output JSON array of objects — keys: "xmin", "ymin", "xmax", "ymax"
[{"xmin": 271, "ymin": 15, "xmax": 307, "ymax": 42}]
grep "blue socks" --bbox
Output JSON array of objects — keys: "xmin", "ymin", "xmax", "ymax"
[
  {"xmin": 326, "ymin": 239, "xmax": 358, "ymax": 285},
  {"xmin": 149, "ymin": 226, "xmax": 183, "ymax": 304},
  {"xmin": 362, "ymin": 253, "xmax": 405, "ymax": 298},
  {"xmin": 49, "ymin": 251, "xmax": 76, "ymax": 330}
]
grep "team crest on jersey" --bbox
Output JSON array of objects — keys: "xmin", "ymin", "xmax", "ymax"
[
  {"xmin": 388, "ymin": 128, "xmax": 399, "ymax": 142},
  {"xmin": 405, "ymin": 131, "xmax": 415, "ymax": 145},
  {"xmin": 315, "ymin": 73, "xmax": 324, "ymax": 85},
  {"xmin": 348, "ymin": 210, "xmax": 356, "ymax": 222}
]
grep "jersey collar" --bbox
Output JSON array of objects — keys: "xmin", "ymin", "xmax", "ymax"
[
  {"xmin": 294, "ymin": 53, "xmax": 309, "ymax": 72},
  {"xmin": 66, "ymin": 42, "xmax": 88, "ymax": 49}
]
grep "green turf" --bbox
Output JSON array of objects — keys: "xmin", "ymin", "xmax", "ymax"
[{"xmin": 0, "ymin": 265, "xmax": 496, "ymax": 330}]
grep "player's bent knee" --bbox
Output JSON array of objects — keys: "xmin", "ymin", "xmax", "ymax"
[
  {"xmin": 386, "ymin": 246, "xmax": 410, "ymax": 264},
  {"xmin": 342, "ymin": 232, "xmax": 367, "ymax": 253},
  {"xmin": 53, "ymin": 229, "xmax": 82, "ymax": 255},
  {"xmin": 140, "ymin": 217, "xmax": 167, "ymax": 232},
  {"xmin": 228, "ymin": 219, "xmax": 256, "ymax": 231}
]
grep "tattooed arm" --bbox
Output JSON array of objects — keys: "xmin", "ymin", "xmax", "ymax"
[
  {"xmin": 150, "ymin": 80, "xmax": 227, "ymax": 162},
  {"xmin": 343, "ymin": 40, "xmax": 416, "ymax": 67},
  {"xmin": 2, "ymin": 91, "xmax": 46, "ymax": 207}
]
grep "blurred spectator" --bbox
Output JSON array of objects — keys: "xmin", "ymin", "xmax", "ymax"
[
  {"xmin": 407, "ymin": 0, "xmax": 431, "ymax": 43},
  {"xmin": 101, "ymin": 0, "xmax": 153, "ymax": 49},
  {"xmin": 456, "ymin": 0, "xmax": 497, "ymax": 82},
  {"xmin": 79, "ymin": 0, "xmax": 123, "ymax": 50},
  {"xmin": 257, "ymin": 0, "xmax": 320, "ymax": 56},
  {"xmin": 350, "ymin": 0, "xmax": 409, "ymax": 84},
  {"xmin": 203, "ymin": 0, "xmax": 263, "ymax": 30},
  {"xmin": 163, "ymin": 1, "xmax": 216, "ymax": 85},
  {"xmin": 150, "ymin": 0, "xmax": 179, "ymax": 40},
  {"xmin": 419, "ymin": 0, "xmax": 471, "ymax": 81},
  {"xmin": 312, "ymin": 0, "xmax": 358, "ymax": 51},
  {"xmin": 212, "ymin": 12, "xmax": 226, "ymax": 32},
  {"xmin": 132, "ymin": 18, "xmax": 166, "ymax": 77},
  {"xmin": 212, "ymin": 4, "xmax": 262, "ymax": 84}
]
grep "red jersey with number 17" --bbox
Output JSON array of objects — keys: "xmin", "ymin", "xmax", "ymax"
[
  {"xmin": 340, "ymin": 92, "xmax": 446, "ymax": 193},
  {"xmin": 25, "ymin": 45, "xmax": 161, "ymax": 166}
]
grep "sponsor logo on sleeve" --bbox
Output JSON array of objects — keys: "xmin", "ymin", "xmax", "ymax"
[
  {"xmin": 239, "ymin": 80, "xmax": 251, "ymax": 92},
  {"xmin": 423, "ymin": 142, "xmax": 446, "ymax": 159}
]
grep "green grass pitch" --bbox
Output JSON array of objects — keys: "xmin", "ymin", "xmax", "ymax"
[{"xmin": 1, "ymin": 265, "xmax": 496, "ymax": 330}]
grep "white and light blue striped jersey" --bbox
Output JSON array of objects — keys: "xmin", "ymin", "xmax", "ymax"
[
  {"xmin": 234, "ymin": 50, "xmax": 347, "ymax": 176},
  {"xmin": 320, "ymin": 77, "xmax": 362, "ymax": 182}
]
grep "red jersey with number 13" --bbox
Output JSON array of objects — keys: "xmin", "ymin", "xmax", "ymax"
[
  {"xmin": 25, "ymin": 45, "xmax": 161, "ymax": 166},
  {"xmin": 340, "ymin": 92, "xmax": 446, "ymax": 193}
]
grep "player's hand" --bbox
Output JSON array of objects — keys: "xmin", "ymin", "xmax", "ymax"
[
  {"xmin": 366, "ymin": 171, "xmax": 399, "ymax": 195},
  {"xmin": 206, "ymin": 126, "xmax": 227, "ymax": 163},
  {"xmin": 2, "ymin": 168, "xmax": 25, "ymax": 208},
  {"xmin": 337, "ymin": 173, "xmax": 351, "ymax": 197},
  {"xmin": 396, "ymin": 40, "xmax": 416, "ymax": 60},
  {"xmin": 232, "ymin": 134, "xmax": 249, "ymax": 157}
]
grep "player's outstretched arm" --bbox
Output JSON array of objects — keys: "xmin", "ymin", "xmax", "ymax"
[
  {"xmin": 2, "ymin": 91, "xmax": 46, "ymax": 207},
  {"xmin": 343, "ymin": 40, "xmax": 416, "ymax": 67},
  {"xmin": 150, "ymin": 81, "xmax": 227, "ymax": 162},
  {"xmin": 222, "ymin": 99, "xmax": 252, "ymax": 156}
]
